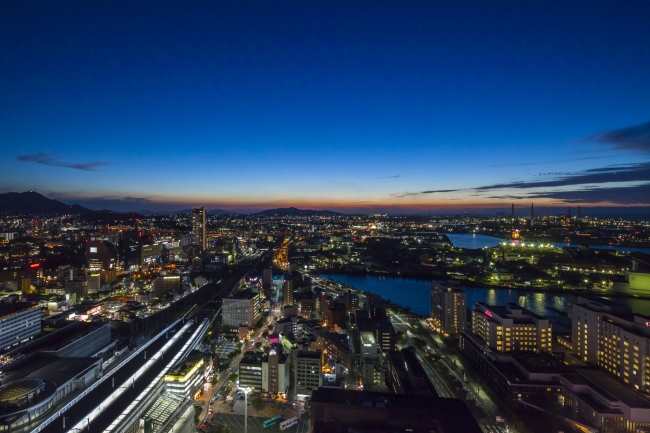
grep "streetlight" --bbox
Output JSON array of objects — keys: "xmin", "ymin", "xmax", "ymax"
[{"xmin": 243, "ymin": 386, "xmax": 253, "ymax": 433}]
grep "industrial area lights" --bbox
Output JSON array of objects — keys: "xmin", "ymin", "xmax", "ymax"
[{"xmin": 243, "ymin": 386, "xmax": 253, "ymax": 433}]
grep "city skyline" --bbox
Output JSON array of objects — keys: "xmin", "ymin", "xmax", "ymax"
[{"xmin": 1, "ymin": 1, "xmax": 649, "ymax": 214}]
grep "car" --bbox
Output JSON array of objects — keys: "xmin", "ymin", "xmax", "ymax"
[{"xmin": 208, "ymin": 408, "xmax": 213, "ymax": 415}]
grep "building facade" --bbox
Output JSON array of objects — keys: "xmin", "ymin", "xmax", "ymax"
[
  {"xmin": 191, "ymin": 207, "xmax": 206, "ymax": 251},
  {"xmin": 295, "ymin": 350, "xmax": 322, "ymax": 399},
  {"xmin": 222, "ymin": 290, "xmax": 261, "ymax": 329},
  {"xmin": 471, "ymin": 302, "xmax": 552, "ymax": 353},
  {"xmin": 430, "ymin": 281, "xmax": 466, "ymax": 335},
  {"xmin": 572, "ymin": 297, "xmax": 650, "ymax": 391},
  {"xmin": 0, "ymin": 303, "xmax": 41, "ymax": 351}
]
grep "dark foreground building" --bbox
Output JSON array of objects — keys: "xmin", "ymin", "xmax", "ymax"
[{"xmin": 311, "ymin": 388, "xmax": 482, "ymax": 433}]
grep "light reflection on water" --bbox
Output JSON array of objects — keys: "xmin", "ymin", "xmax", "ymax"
[{"xmin": 322, "ymin": 274, "xmax": 650, "ymax": 317}]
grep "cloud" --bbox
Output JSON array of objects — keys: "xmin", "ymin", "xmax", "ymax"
[
  {"xmin": 392, "ymin": 162, "xmax": 650, "ymax": 205},
  {"xmin": 526, "ymin": 183, "xmax": 650, "ymax": 205},
  {"xmin": 587, "ymin": 120, "xmax": 650, "ymax": 153},
  {"xmin": 473, "ymin": 162, "xmax": 650, "ymax": 191},
  {"xmin": 377, "ymin": 175, "xmax": 403, "ymax": 179},
  {"xmin": 18, "ymin": 153, "xmax": 109, "ymax": 171},
  {"xmin": 489, "ymin": 155, "xmax": 611, "ymax": 167}
]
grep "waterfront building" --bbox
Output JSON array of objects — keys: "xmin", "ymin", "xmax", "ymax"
[
  {"xmin": 222, "ymin": 290, "xmax": 260, "ymax": 329},
  {"xmin": 572, "ymin": 297, "xmax": 650, "ymax": 392},
  {"xmin": 430, "ymin": 281, "xmax": 466, "ymax": 335},
  {"xmin": 191, "ymin": 207, "xmax": 206, "ymax": 251},
  {"xmin": 560, "ymin": 369, "xmax": 650, "ymax": 433},
  {"xmin": 471, "ymin": 302, "xmax": 552, "ymax": 353}
]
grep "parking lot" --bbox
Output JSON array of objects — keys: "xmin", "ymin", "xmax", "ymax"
[{"xmin": 209, "ymin": 414, "xmax": 306, "ymax": 433}]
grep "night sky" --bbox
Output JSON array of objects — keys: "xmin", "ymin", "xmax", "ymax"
[{"xmin": 1, "ymin": 1, "xmax": 649, "ymax": 213}]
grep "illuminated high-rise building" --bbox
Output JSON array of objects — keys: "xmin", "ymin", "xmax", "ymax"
[
  {"xmin": 430, "ymin": 281, "xmax": 466, "ymax": 335},
  {"xmin": 191, "ymin": 207, "xmax": 206, "ymax": 250}
]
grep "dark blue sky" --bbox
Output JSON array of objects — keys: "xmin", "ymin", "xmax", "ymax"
[{"xmin": 1, "ymin": 1, "xmax": 649, "ymax": 213}]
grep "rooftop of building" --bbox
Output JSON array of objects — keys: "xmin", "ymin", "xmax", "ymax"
[
  {"xmin": 311, "ymin": 388, "xmax": 481, "ymax": 433},
  {"xmin": 1, "ymin": 352, "xmax": 101, "ymax": 390},
  {"xmin": 296, "ymin": 350, "xmax": 322, "ymax": 359},
  {"xmin": 0, "ymin": 301, "xmax": 38, "ymax": 319},
  {"xmin": 562, "ymin": 369, "xmax": 650, "ymax": 410},
  {"xmin": 475, "ymin": 302, "xmax": 547, "ymax": 322},
  {"xmin": 227, "ymin": 289, "xmax": 257, "ymax": 300},
  {"xmin": 320, "ymin": 332, "xmax": 351, "ymax": 351}
]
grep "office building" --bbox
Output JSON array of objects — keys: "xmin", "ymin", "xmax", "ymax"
[
  {"xmin": 121, "ymin": 230, "xmax": 143, "ymax": 269},
  {"xmin": 152, "ymin": 275, "xmax": 181, "ymax": 299},
  {"xmin": 85, "ymin": 239, "xmax": 118, "ymax": 271},
  {"xmin": 310, "ymin": 388, "xmax": 482, "ymax": 433},
  {"xmin": 430, "ymin": 281, "xmax": 466, "ymax": 335},
  {"xmin": 164, "ymin": 352, "xmax": 205, "ymax": 397},
  {"xmin": 0, "ymin": 303, "xmax": 41, "ymax": 352},
  {"xmin": 572, "ymin": 297, "xmax": 650, "ymax": 391},
  {"xmin": 86, "ymin": 273, "xmax": 101, "ymax": 294},
  {"xmin": 282, "ymin": 277, "xmax": 294, "ymax": 307},
  {"xmin": 239, "ymin": 352, "xmax": 264, "ymax": 391},
  {"xmin": 471, "ymin": 302, "xmax": 552, "ymax": 353},
  {"xmin": 262, "ymin": 349, "xmax": 290, "ymax": 397},
  {"xmin": 222, "ymin": 290, "xmax": 260, "ymax": 329},
  {"xmin": 192, "ymin": 207, "xmax": 206, "ymax": 250},
  {"xmin": 262, "ymin": 267, "xmax": 272, "ymax": 289},
  {"xmin": 295, "ymin": 350, "xmax": 322, "ymax": 398}
]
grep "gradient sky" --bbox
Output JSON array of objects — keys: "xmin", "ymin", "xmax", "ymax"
[{"xmin": 1, "ymin": 1, "xmax": 649, "ymax": 214}]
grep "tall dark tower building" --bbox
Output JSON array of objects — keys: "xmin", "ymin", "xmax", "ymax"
[
  {"xmin": 578, "ymin": 206, "xmax": 581, "ymax": 221},
  {"xmin": 192, "ymin": 207, "xmax": 206, "ymax": 250},
  {"xmin": 531, "ymin": 203, "xmax": 534, "ymax": 226}
]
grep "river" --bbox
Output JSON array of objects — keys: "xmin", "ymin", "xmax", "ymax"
[
  {"xmin": 446, "ymin": 233, "xmax": 650, "ymax": 254},
  {"xmin": 320, "ymin": 274, "xmax": 650, "ymax": 317}
]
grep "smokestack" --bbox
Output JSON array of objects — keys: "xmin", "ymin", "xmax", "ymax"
[
  {"xmin": 512, "ymin": 204, "xmax": 515, "ymax": 217},
  {"xmin": 531, "ymin": 203, "xmax": 534, "ymax": 226},
  {"xmin": 568, "ymin": 206, "xmax": 571, "ymax": 218}
]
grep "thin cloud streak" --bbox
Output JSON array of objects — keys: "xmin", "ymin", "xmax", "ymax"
[
  {"xmin": 18, "ymin": 153, "xmax": 109, "ymax": 171},
  {"xmin": 587, "ymin": 120, "xmax": 650, "ymax": 153}
]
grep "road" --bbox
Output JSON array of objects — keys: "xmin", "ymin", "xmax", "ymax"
[{"xmin": 389, "ymin": 312, "xmax": 507, "ymax": 433}]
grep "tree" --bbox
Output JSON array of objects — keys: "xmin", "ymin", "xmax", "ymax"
[
  {"xmin": 251, "ymin": 395, "xmax": 264, "ymax": 414},
  {"xmin": 228, "ymin": 399, "xmax": 236, "ymax": 412},
  {"xmin": 219, "ymin": 385, "xmax": 232, "ymax": 402},
  {"xmin": 412, "ymin": 337, "xmax": 427, "ymax": 349},
  {"xmin": 193, "ymin": 404, "xmax": 203, "ymax": 425},
  {"xmin": 275, "ymin": 401, "xmax": 289, "ymax": 416},
  {"xmin": 228, "ymin": 373, "xmax": 238, "ymax": 383},
  {"xmin": 208, "ymin": 425, "xmax": 232, "ymax": 433},
  {"xmin": 210, "ymin": 375, "xmax": 219, "ymax": 386}
]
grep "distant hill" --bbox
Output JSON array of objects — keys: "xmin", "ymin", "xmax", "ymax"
[
  {"xmin": 137, "ymin": 209, "xmax": 238, "ymax": 215},
  {"xmin": 256, "ymin": 207, "xmax": 342, "ymax": 217},
  {"xmin": 0, "ymin": 191, "xmax": 92, "ymax": 214}
]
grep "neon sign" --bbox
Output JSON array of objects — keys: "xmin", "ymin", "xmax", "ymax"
[{"xmin": 484, "ymin": 310, "xmax": 493, "ymax": 320}]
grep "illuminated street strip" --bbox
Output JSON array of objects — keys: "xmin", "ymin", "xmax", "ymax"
[
  {"xmin": 101, "ymin": 319, "xmax": 209, "ymax": 433},
  {"xmin": 63, "ymin": 320, "xmax": 195, "ymax": 433},
  {"xmin": 33, "ymin": 319, "xmax": 180, "ymax": 433}
]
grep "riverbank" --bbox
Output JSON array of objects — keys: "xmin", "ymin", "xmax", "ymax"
[
  {"xmin": 316, "ymin": 273, "xmax": 650, "ymax": 317},
  {"xmin": 317, "ymin": 268, "xmax": 650, "ymax": 302}
]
